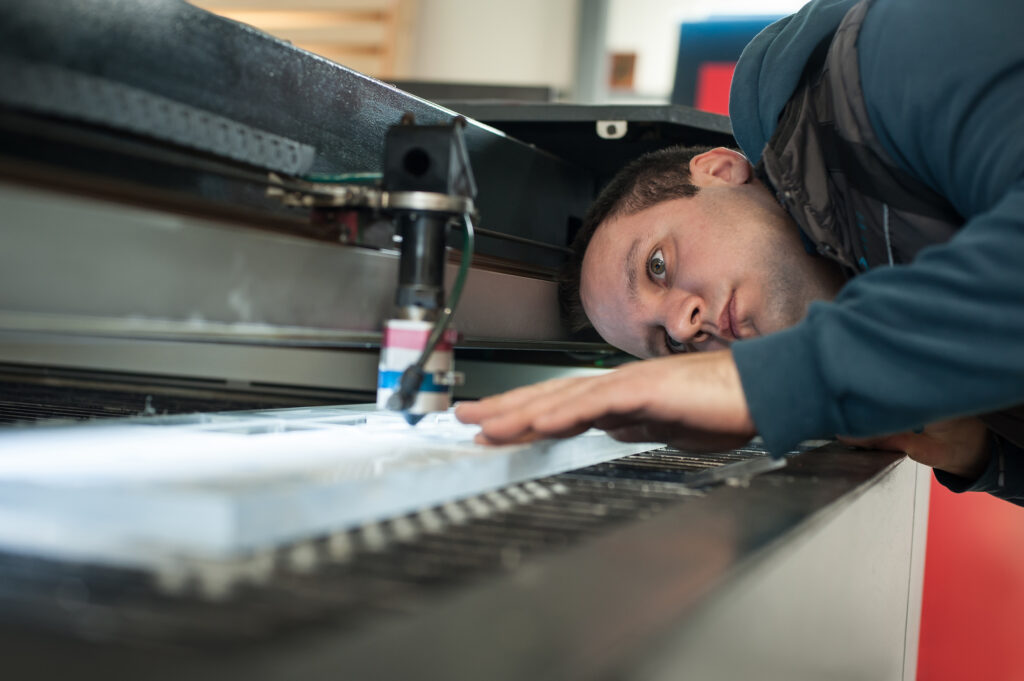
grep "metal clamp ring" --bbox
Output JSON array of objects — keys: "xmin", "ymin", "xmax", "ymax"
[{"xmin": 382, "ymin": 191, "xmax": 475, "ymax": 215}]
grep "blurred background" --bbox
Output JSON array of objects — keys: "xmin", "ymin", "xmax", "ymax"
[
  {"xmin": 184, "ymin": 5, "xmax": 1024, "ymax": 680},
  {"xmin": 2, "ymin": 4, "xmax": 1018, "ymax": 679},
  {"xmin": 191, "ymin": 0, "xmax": 808, "ymax": 113}
]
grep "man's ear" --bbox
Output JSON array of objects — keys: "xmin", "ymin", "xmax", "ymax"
[{"xmin": 689, "ymin": 148, "xmax": 752, "ymax": 186}]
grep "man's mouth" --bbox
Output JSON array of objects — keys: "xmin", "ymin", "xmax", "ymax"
[
  {"xmin": 716, "ymin": 292, "xmax": 739, "ymax": 342},
  {"xmin": 728, "ymin": 293, "xmax": 742, "ymax": 340}
]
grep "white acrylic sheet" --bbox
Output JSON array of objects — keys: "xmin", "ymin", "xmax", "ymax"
[{"xmin": 0, "ymin": 406, "xmax": 658, "ymax": 568}]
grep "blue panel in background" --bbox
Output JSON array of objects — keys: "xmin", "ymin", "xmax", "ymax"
[{"xmin": 671, "ymin": 16, "xmax": 782, "ymax": 108}]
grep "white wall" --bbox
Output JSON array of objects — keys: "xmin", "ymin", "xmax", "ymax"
[
  {"xmin": 606, "ymin": 0, "xmax": 810, "ymax": 99},
  {"xmin": 408, "ymin": 0, "xmax": 580, "ymax": 91}
]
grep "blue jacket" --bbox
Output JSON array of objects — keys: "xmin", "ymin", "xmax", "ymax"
[{"xmin": 728, "ymin": 0, "xmax": 1024, "ymax": 502}]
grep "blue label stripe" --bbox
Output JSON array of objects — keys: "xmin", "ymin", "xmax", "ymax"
[{"xmin": 377, "ymin": 370, "xmax": 448, "ymax": 393}]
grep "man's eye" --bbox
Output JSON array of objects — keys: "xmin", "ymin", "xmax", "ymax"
[{"xmin": 648, "ymin": 249, "xmax": 667, "ymax": 281}]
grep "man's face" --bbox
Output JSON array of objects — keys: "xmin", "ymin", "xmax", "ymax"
[{"xmin": 580, "ymin": 179, "xmax": 842, "ymax": 358}]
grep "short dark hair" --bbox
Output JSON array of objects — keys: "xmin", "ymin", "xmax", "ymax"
[{"xmin": 558, "ymin": 145, "xmax": 716, "ymax": 332}]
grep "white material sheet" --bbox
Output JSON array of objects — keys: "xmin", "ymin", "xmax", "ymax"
[{"xmin": 0, "ymin": 406, "xmax": 658, "ymax": 568}]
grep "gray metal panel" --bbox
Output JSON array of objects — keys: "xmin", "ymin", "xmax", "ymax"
[
  {"xmin": 0, "ymin": 334, "xmax": 606, "ymax": 398},
  {"xmin": 0, "ymin": 0, "xmax": 593, "ymax": 268},
  {"xmin": 0, "ymin": 446, "xmax": 919, "ymax": 680},
  {"xmin": 903, "ymin": 464, "xmax": 931, "ymax": 680},
  {"xmin": 0, "ymin": 335, "xmax": 381, "ymax": 394},
  {"xmin": 385, "ymin": 81, "xmax": 557, "ymax": 103},
  {"xmin": 442, "ymin": 103, "xmax": 736, "ymax": 184},
  {"xmin": 0, "ymin": 57, "xmax": 316, "ymax": 176},
  {"xmin": 0, "ymin": 181, "xmax": 569, "ymax": 343},
  {"xmin": 289, "ymin": 450, "xmax": 919, "ymax": 681},
  {"xmin": 446, "ymin": 103, "xmax": 734, "ymax": 131},
  {"xmin": 634, "ymin": 459, "xmax": 930, "ymax": 681}
]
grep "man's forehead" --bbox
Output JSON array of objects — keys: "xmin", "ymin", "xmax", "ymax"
[
  {"xmin": 581, "ymin": 218, "xmax": 632, "ymax": 301},
  {"xmin": 580, "ymin": 217, "xmax": 646, "ymax": 351}
]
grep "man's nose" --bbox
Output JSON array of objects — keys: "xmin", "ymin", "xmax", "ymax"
[{"xmin": 665, "ymin": 292, "xmax": 705, "ymax": 342}]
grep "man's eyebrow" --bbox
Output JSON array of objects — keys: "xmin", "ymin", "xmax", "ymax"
[{"xmin": 625, "ymin": 237, "xmax": 641, "ymax": 301}]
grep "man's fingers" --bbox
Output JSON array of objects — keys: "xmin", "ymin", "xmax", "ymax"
[
  {"xmin": 455, "ymin": 377, "xmax": 580, "ymax": 424},
  {"xmin": 458, "ymin": 351, "xmax": 755, "ymax": 450},
  {"xmin": 534, "ymin": 351, "xmax": 753, "ymax": 436},
  {"xmin": 531, "ymin": 374, "xmax": 648, "ymax": 435},
  {"xmin": 473, "ymin": 376, "xmax": 612, "ymax": 442},
  {"xmin": 499, "ymin": 374, "xmax": 648, "ymax": 442}
]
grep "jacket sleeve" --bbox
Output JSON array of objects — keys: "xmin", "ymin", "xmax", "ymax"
[
  {"xmin": 734, "ymin": 179, "xmax": 1024, "ymax": 450},
  {"xmin": 731, "ymin": 0, "xmax": 1024, "ymax": 482}
]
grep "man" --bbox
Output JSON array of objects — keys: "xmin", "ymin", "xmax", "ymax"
[{"xmin": 456, "ymin": 0, "xmax": 1024, "ymax": 505}]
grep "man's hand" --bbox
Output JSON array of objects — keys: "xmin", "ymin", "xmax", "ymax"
[
  {"xmin": 454, "ymin": 350, "xmax": 757, "ymax": 452},
  {"xmin": 840, "ymin": 417, "xmax": 991, "ymax": 480}
]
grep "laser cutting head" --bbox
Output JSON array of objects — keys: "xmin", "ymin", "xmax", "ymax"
[
  {"xmin": 375, "ymin": 116, "xmax": 475, "ymax": 423},
  {"xmin": 377, "ymin": 319, "xmax": 459, "ymax": 419}
]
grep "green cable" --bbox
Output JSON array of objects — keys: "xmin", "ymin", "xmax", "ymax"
[
  {"xmin": 387, "ymin": 212, "xmax": 475, "ymax": 413},
  {"xmin": 415, "ymin": 212, "xmax": 475, "ymax": 372}
]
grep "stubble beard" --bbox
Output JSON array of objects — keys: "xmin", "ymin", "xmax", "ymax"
[{"xmin": 757, "ymin": 252, "xmax": 839, "ymax": 336}]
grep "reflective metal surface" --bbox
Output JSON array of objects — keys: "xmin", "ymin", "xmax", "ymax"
[
  {"xmin": 0, "ymin": 0, "xmax": 592, "ymax": 269},
  {"xmin": 0, "ymin": 444, "xmax": 921, "ymax": 681},
  {"xmin": 0, "ymin": 182, "xmax": 572, "ymax": 343},
  {"xmin": 443, "ymin": 103, "xmax": 735, "ymax": 184},
  {"xmin": 0, "ymin": 56, "xmax": 317, "ymax": 176},
  {"xmin": 0, "ymin": 6, "xmax": 926, "ymax": 677},
  {"xmin": 0, "ymin": 336, "xmax": 610, "ymax": 399}
]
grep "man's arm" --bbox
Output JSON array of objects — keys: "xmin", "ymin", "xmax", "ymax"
[
  {"xmin": 462, "ymin": 0, "xmax": 1024, "ymax": 497},
  {"xmin": 724, "ymin": 0, "xmax": 1024, "ymax": 507},
  {"xmin": 455, "ymin": 350, "xmax": 756, "ymax": 451},
  {"xmin": 735, "ymin": 179, "xmax": 1024, "ymax": 449},
  {"xmin": 734, "ymin": 0, "xmax": 1024, "ymax": 452}
]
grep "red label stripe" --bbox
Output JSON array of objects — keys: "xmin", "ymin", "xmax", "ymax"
[{"xmin": 383, "ymin": 326, "xmax": 457, "ymax": 351}]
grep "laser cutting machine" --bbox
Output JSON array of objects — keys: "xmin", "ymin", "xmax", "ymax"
[{"xmin": 0, "ymin": 2, "xmax": 930, "ymax": 680}]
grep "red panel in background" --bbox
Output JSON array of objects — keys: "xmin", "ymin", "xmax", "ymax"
[
  {"xmin": 694, "ymin": 61, "xmax": 736, "ymax": 116},
  {"xmin": 918, "ymin": 478, "xmax": 1024, "ymax": 681}
]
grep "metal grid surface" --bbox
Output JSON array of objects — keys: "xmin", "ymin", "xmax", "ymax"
[
  {"xmin": 0, "ymin": 373, "xmax": 773, "ymax": 649},
  {"xmin": 0, "ymin": 375, "xmax": 344, "ymax": 425},
  {"xmin": 0, "ymin": 448, "xmax": 764, "ymax": 647}
]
